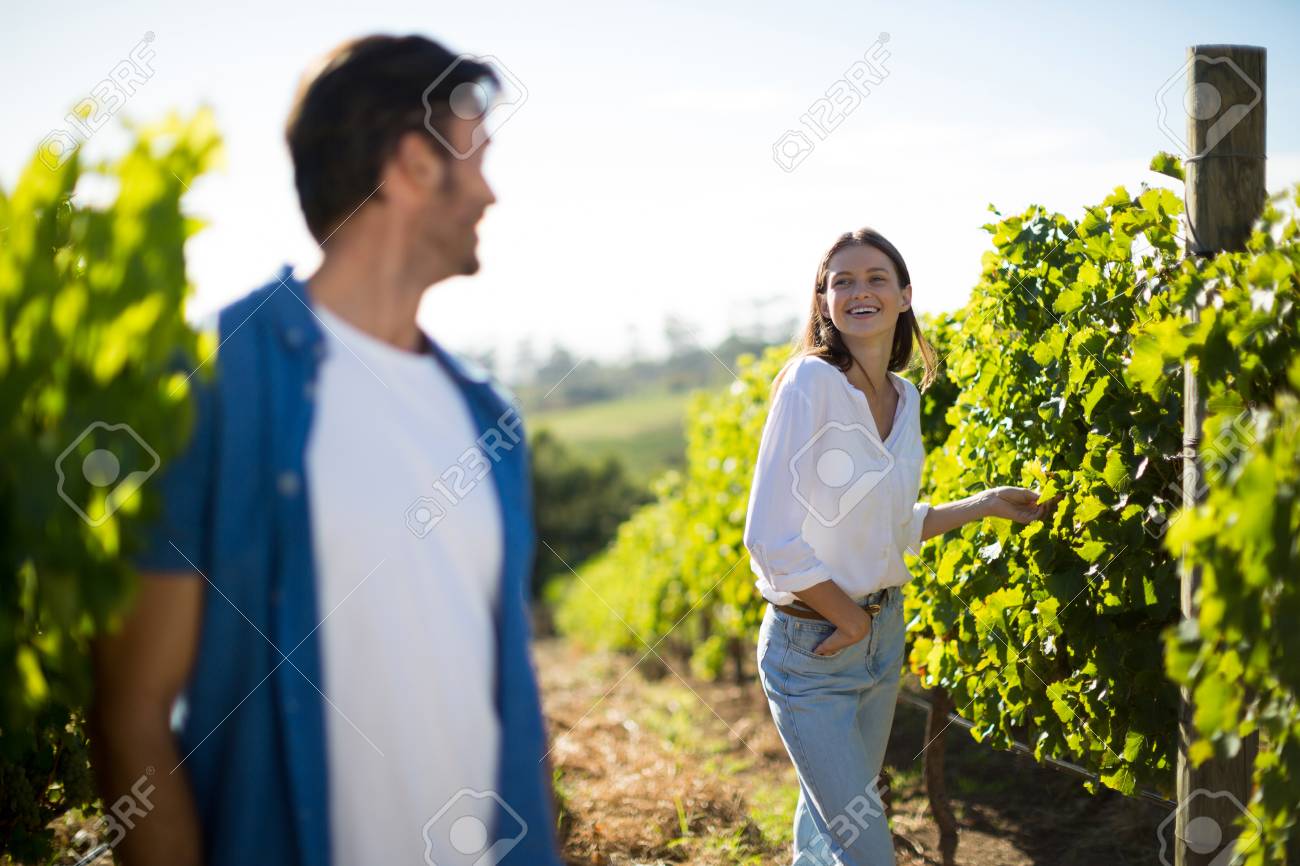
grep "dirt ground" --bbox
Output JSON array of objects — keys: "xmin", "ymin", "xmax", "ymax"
[{"xmin": 536, "ymin": 638, "xmax": 1174, "ymax": 866}]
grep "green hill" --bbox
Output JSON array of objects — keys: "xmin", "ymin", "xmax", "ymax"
[{"xmin": 528, "ymin": 389, "xmax": 691, "ymax": 482}]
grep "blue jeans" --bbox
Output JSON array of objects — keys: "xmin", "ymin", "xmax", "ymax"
[{"xmin": 756, "ymin": 586, "xmax": 905, "ymax": 866}]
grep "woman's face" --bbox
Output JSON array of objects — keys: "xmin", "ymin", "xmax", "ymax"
[{"xmin": 819, "ymin": 244, "xmax": 912, "ymax": 342}]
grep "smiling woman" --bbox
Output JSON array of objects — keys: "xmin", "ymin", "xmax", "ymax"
[
  {"xmin": 744, "ymin": 226, "xmax": 1048, "ymax": 866},
  {"xmin": 798, "ymin": 227, "xmax": 938, "ymax": 394}
]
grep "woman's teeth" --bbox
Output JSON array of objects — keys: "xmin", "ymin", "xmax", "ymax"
[{"xmin": 848, "ymin": 305, "xmax": 880, "ymax": 317}]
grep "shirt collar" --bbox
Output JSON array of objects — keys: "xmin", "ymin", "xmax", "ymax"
[{"xmin": 268, "ymin": 264, "xmax": 491, "ymax": 387}]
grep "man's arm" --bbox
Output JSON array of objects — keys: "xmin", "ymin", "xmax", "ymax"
[{"xmin": 90, "ymin": 574, "xmax": 205, "ymax": 866}]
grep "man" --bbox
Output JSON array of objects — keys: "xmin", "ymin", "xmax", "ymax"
[{"xmin": 91, "ymin": 35, "xmax": 562, "ymax": 866}]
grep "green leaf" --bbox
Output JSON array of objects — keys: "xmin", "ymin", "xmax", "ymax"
[
  {"xmin": 1193, "ymin": 671, "xmax": 1240, "ymax": 734},
  {"xmin": 1074, "ymin": 496, "xmax": 1106, "ymax": 524},
  {"xmin": 1188, "ymin": 739, "xmax": 1214, "ymax": 767},
  {"xmin": 1054, "ymin": 285, "xmax": 1086, "ymax": 315},
  {"xmin": 1122, "ymin": 730, "xmax": 1144, "ymax": 762},
  {"xmin": 1074, "ymin": 539, "xmax": 1107, "ymax": 562},
  {"xmin": 1101, "ymin": 764, "xmax": 1137, "ymax": 796},
  {"xmin": 1149, "ymin": 151, "xmax": 1185, "ymax": 181},
  {"xmin": 16, "ymin": 646, "xmax": 48, "ymax": 702},
  {"xmin": 1082, "ymin": 376, "xmax": 1109, "ymax": 422},
  {"xmin": 1102, "ymin": 451, "xmax": 1129, "ymax": 491}
]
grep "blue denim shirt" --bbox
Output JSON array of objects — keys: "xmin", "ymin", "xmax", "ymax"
[{"xmin": 136, "ymin": 268, "xmax": 561, "ymax": 866}]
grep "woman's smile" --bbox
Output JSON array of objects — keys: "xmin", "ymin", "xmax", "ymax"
[{"xmin": 845, "ymin": 301, "xmax": 882, "ymax": 319}]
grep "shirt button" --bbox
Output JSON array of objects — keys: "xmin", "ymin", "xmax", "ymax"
[
  {"xmin": 285, "ymin": 327, "xmax": 304, "ymax": 347},
  {"xmin": 277, "ymin": 471, "xmax": 300, "ymax": 497}
]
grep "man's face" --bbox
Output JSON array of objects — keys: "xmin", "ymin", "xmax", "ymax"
[{"xmin": 416, "ymin": 115, "xmax": 497, "ymax": 276}]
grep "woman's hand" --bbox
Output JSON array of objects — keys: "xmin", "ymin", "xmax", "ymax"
[
  {"xmin": 793, "ymin": 582, "xmax": 874, "ymax": 655},
  {"xmin": 814, "ymin": 616, "xmax": 872, "ymax": 656},
  {"xmin": 981, "ymin": 486, "xmax": 1052, "ymax": 524}
]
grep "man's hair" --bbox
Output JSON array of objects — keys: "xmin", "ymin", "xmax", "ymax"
[{"xmin": 285, "ymin": 35, "xmax": 497, "ymax": 243}]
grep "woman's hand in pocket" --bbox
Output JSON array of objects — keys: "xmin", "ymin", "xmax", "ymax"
[
  {"xmin": 791, "ymin": 583, "xmax": 875, "ymax": 656},
  {"xmin": 814, "ymin": 615, "xmax": 872, "ymax": 656}
]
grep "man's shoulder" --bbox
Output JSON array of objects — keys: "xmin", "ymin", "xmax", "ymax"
[
  {"xmin": 172, "ymin": 271, "xmax": 311, "ymax": 408},
  {"xmin": 460, "ymin": 356, "xmax": 521, "ymax": 415},
  {"xmin": 427, "ymin": 341, "xmax": 524, "ymax": 424},
  {"xmin": 212, "ymin": 271, "xmax": 302, "ymax": 344}
]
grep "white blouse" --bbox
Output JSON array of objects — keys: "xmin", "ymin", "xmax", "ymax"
[{"xmin": 743, "ymin": 355, "xmax": 930, "ymax": 606}]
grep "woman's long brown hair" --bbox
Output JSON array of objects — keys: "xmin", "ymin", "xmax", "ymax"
[{"xmin": 781, "ymin": 227, "xmax": 937, "ymax": 393}]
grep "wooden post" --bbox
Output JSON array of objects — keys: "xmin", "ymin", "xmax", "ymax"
[
  {"xmin": 923, "ymin": 687, "xmax": 958, "ymax": 866},
  {"xmin": 728, "ymin": 635, "xmax": 745, "ymax": 684},
  {"xmin": 1176, "ymin": 44, "xmax": 1265, "ymax": 866}
]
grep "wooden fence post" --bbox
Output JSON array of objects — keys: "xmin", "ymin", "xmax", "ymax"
[
  {"xmin": 923, "ymin": 686, "xmax": 958, "ymax": 866},
  {"xmin": 1176, "ymin": 43, "xmax": 1266, "ymax": 866}
]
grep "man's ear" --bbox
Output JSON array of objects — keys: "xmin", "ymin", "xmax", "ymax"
[{"xmin": 384, "ymin": 131, "xmax": 446, "ymax": 197}]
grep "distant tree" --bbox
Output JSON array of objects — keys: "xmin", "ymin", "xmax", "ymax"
[
  {"xmin": 662, "ymin": 314, "xmax": 697, "ymax": 357},
  {"xmin": 623, "ymin": 323, "xmax": 644, "ymax": 364},
  {"xmin": 537, "ymin": 345, "xmax": 579, "ymax": 386},
  {"xmin": 529, "ymin": 430, "xmax": 651, "ymax": 595},
  {"xmin": 512, "ymin": 337, "xmax": 539, "ymax": 387}
]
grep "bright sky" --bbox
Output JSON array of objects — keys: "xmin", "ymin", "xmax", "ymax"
[{"xmin": 5, "ymin": 0, "xmax": 1299, "ymax": 378}]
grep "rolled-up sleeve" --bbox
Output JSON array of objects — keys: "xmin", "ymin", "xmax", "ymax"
[
  {"xmin": 742, "ymin": 379, "xmax": 834, "ymax": 594},
  {"xmin": 904, "ymin": 501, "xmax": 930, "ymax": 556}
]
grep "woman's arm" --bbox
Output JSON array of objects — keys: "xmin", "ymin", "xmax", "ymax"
[
  {"xmin": 793, "ymin": 487, "xmax": 1048, "ymax": 656},
  {"xmin": 919, "ymin": 486, "xmax": 1048, "ymax": 543},
  {"xmin": 743, "ymin": 369, "xmax": 876, "ymax": 652},
  {"xmin": 791, "ymin": 580, "xmax": 874, "ymax": 649},
  {"xmin": 742, "ymin": 376, "xmax": 838, "ymax": 594}
]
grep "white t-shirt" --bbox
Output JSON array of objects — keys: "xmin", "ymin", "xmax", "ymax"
[
  {"xmin": 743, "ymin": 355, "xmax": 930, "ymax": 606},
  {"xmin": 305, "ymin": 304, "xmax": 505, "ymax": 866}
]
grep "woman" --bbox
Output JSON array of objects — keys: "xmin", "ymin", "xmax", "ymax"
[{"xmin": 743, "ymin": 228, "xmax": 1047, "ymax": 866}]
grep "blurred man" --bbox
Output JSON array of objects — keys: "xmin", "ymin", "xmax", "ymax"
[{"xmin": 91, "ymin": 35, "xmax": 561, "ymax": 866}]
